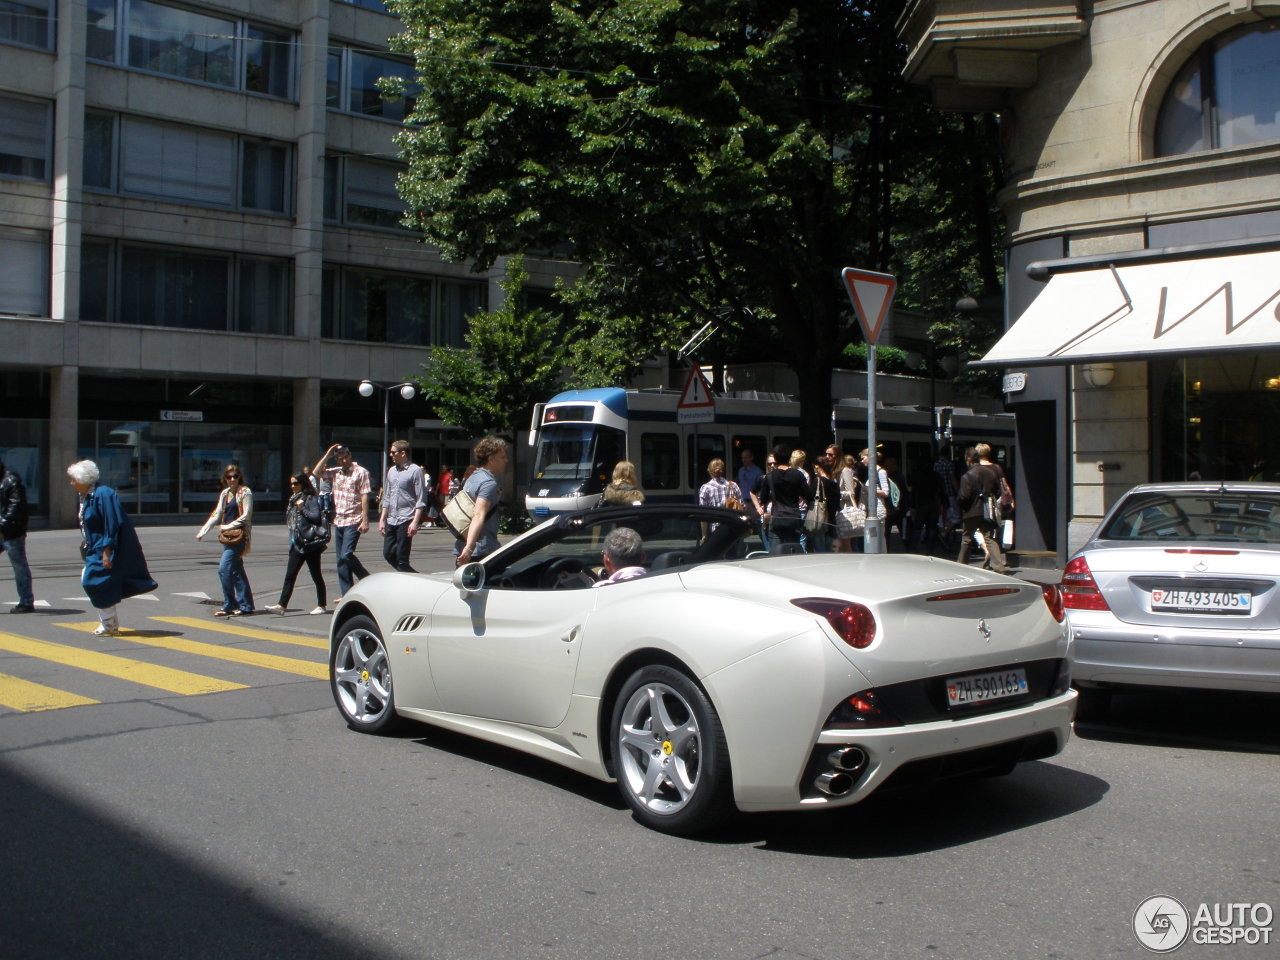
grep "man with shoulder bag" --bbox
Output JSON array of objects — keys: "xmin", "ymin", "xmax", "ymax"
[{"xmin": 956, "ymin": 446, "xmax": 1009, "ymax": 573}]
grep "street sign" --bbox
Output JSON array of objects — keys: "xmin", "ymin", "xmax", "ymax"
[
  {"xmin": 677, "ymin": 366, "xmax": 715, "ymax": 424},
  {"xmin": 841, "ymin": 267, "xmax": 897, "ymax": 346}
]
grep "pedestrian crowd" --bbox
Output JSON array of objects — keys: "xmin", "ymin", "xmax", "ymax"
[{"xmin": 0, "ymin": 435, "xmax": 1017, "ymax": 628}]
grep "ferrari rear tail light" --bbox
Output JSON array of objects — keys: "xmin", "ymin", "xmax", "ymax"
[
  {"xmin": 1042, "ymin": 583, "xmax": 1065, "ymax": 622},
  {"xmin": 792, "ymin": 598, "xmax": 877, "ymax": 649},
  {"xmin": 824, "ymin": 689, "xmax": 902, "ymax": 729},
  {"xmin": 1061, "ymin": 556, "xmax": 1109, "ymax": 611}
]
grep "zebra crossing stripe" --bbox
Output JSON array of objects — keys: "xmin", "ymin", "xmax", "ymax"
[
  {"xmin": 0, "ymin": 672, "xmax": 99, "ymax": 712},
  {"xmin": 57, "ymin": 622, "xmax": 326, "ymax": 679},
  {"xmin": 0, "ymin": 631, "xmax": 245, "ymax": 696},
  {"xmin": 151, "ymin": 616, "xmax": 328, "ymax": 651}
]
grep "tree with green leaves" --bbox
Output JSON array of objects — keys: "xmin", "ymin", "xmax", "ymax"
[
  {"xmin": 390, "ymin": 0, "xmax": 1005, "ymax": 444},
  {"xmin": 413, "ymin": 255, "xmax": 566, "ymax": 468}
]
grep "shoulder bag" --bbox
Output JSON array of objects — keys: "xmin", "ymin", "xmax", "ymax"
[
  {"xmin": 835, "ymin": 471, "xmax": 866, "ymax": 538},
  {"xmin": 440, "ymin": 489, "xmax": 476, "ymax": 539}
]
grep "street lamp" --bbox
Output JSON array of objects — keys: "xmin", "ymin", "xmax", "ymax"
[{"xmin": 358, "ymin": 379, "xmax": 417, "ymax": 499}]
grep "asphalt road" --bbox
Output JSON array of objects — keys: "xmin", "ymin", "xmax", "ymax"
[{"xmin": 0, "ymin": 523, "xmax": 1276, "ymax": 960}]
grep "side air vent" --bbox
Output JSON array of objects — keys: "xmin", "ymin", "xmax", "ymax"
[{"xmin": 393, "ymin": 615, "xmax": 425, "ymax": 633}]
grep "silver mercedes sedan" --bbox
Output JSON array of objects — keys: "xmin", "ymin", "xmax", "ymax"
[{"xmin": 1063, "ymin": 482, "xmax": 1280, "ymax": 719}]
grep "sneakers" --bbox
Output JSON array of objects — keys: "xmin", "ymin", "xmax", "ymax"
[
  {"xmin": 309, "ymin": 605, "xmax": 327, "ymax": 615},
  {"xmin": 93, "ymin": 618, "xmax": 119, "ymax": 636},
  {"xmin": 264, "ymin": 604, "xmax": 285, "ymax": 615},
  {"xmin": 10, "ymin": 603, "xmax": 35, "ymax": 614}
]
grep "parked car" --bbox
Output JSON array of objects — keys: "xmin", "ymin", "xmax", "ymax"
[
  {"xmin": 329, "ymin": 504, "xmax": 1075, "ymax": 835},
  {"xmin": 1063, "ymin": 481, "xmax": 1280, "ymax": 719}
]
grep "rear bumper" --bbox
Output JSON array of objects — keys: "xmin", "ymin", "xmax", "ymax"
[
  {"xmin": 1070, "ymin": 619, "xmax": 1280, "ymax": 693},
  {"xmin": 736, "ymin": 690, "xmax": 1076, "ymax": 812}
]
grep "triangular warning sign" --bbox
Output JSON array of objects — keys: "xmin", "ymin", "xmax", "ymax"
[
  {"xmin": 678, "ymin": 366, "xmax": 715, "ymax": 409},
  {"xmin": 842, "ymin": 267, "xmax": 897, "ymax": 346}
]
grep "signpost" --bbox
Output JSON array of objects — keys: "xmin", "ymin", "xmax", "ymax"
[
  {"xmin": 842, "ymin": 267, "xmax": 897, "ymax": 555},
  {"xmin": 677, "ymin": 365, "xmax": 716, "ymax": 424}
]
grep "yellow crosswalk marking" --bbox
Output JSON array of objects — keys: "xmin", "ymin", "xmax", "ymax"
[
  {"xmin": 150, "ymin": 616, "xmax": 328, "ymax": 650},
  {"xmin": 0, "ymin": 631, "xmax": 245, "ymax": 695},
  {"xmin": 0, "ymin": 672, "xmax": 100, "ymax": 712},
  {"xmin": 57, "ymin": 622, "xmax": 327, "ymax": 679}
]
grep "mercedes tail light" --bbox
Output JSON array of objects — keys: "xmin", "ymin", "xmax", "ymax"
[
  {"xmin": 792, "ymin": 598, "xmax": 877, "ymax": 649},
  {"xmin": 1061, "ymin": 556, "xmax": 1109, "ymax": 611}
]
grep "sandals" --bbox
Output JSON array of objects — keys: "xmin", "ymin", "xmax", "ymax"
[{"xmin": 213, "ymin": 610, "xmax": 231, "ymax": 617}]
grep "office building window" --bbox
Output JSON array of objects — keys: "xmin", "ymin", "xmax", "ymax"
[
  {"xmin": 0, "ymin": 229, "xmax": 49, "ymax": 317},
  {"xmin": 81, "ymin": 239, "xmax": 292, "ymax": 335},
  {"xmin": 86, "ymin": 0, "xmax": 296, "ymax": 99},
  {"xmin": 324, "ymin": 155, "xmax": 407, "ymax": 230},
  {"xmin": 84, "ymin": 112, "xmax": 292, "ymax": 214},
  {"xmin": 326, "ymin": 45, "xmax": 416, "ymax": 122},
  {"xmin": 1156, "ymin": 19, "xmax": 1280, "ymax": 156},
  {"xmin": 1, "ymin": 0, "xmax": 53, "ymax": 49},
  {"xmin": 322, "ymin": 266, "xmax": 483, "ymax": 347},
  {"xmin": 334, "ymin": 0, "xmax": 394, "ymax": 14},
  {"xmin": 0, "ymin": 95, "xmax": 51, "ymax": 181}
]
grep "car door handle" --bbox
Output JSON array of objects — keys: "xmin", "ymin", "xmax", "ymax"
[{"xmin": 562, "ymin": 626, "xmax": 579, "ymax": 643}]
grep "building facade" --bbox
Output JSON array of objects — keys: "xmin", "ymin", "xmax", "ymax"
[
  {"xmin": 1, "ymin": 0, "xmax": 571, "ymax": 526},
  {"xmin": 900, "ymin": 0, "xmax": 1280, "ymax": 558}
]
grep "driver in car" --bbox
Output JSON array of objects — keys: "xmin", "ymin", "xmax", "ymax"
[{"xmin": 593, "ymin": 527, "xmax": 648, "ymax": 587}]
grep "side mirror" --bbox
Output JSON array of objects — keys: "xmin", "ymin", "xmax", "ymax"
[{"xmin": 452, "ymin": 562, "xmax": 486, "ymax": 597}]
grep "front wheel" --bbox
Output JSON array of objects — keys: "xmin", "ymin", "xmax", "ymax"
[
  {"xmin": 331, "ymin": 615, "xmax": 402, "ymax": 734},
  {"xmin": 610, "ymin": 665, "xmax": 733, "ymax": 835}
]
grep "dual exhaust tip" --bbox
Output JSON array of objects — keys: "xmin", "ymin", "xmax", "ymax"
[{"xmin": 814, "ymin": 746, "xmax": 867, "ymax": 797}]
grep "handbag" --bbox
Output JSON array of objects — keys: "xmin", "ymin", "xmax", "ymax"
[
  {"xmin": 803, "ymin": 482, "xmax": 827, "ymax": 533},
  {"xmin": 218, "ymin": 527, "xmax": 245, "ymax": 546},
  {"xmin": 440, "ymin": 489, "xmax": 476, "ymax": 539},
  {"xmin": 836, "ymin": 503, "xmax": 866, "ymax": 538}
]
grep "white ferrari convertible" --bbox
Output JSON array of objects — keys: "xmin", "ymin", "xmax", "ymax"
[{"xmin": 329, "ymin": 505, "xmax": 1076, "ymax": 834}]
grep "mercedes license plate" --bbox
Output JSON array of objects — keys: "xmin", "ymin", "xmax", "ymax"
[
  {"xmin": 1150, "ymin": 588, "xmax": 1251, "ymax": 614},
  {"xmin": 945, "ymin": 668, "xmax": 1028, "ymax": 708}
]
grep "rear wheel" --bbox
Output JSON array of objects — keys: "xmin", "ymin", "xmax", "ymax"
[
  {"xmin": 331, "ymin": 615, "xmax": 402, "ymax": 734},
  {"xmin": 611, "ymin": 666, "xmax": 733, "ymax": 835}
]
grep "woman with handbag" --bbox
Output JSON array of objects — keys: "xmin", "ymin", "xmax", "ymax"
[
  {"xmin": 834, "ymin": 453, "xmax": 866, "ymax": 552},
  {"xmin": 67, "ymin": 459, "xmax": 157, "ymax": 636},
  {"xmin": 197, "ymin": 463, "xmax": 254, "ymax": 616},
  {"xmin": 265, "ymin": 471, "xmax": 329, "ymax": 616}
]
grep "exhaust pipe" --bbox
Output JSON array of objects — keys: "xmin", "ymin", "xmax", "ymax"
[
  {"xmin": 827, "ymin": 747, "xmax": 867, "ymax": 772},
  {"xmin": 814, "ymin": 771, "xmax": 854, "ymax": 797}
]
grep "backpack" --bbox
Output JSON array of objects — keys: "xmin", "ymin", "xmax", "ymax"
[{"xmin": 887, "ymin": 477, "xmax": 901, "ymax": 509}]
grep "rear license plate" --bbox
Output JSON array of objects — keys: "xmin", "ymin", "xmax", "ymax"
[
  {"xmin": 1149, "ymin": 589, "xmax": 1251, "ymax": 614},
  {"xmin": 945, "ymin": 668, "xmax": 1028, "ymax": 708}
]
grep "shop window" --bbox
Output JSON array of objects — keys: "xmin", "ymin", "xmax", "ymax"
[
  {"xmin": 86, "ymin": 0, "xmax": 296, "ymax": 99},
  {"xmin": 1, "ymin": 0, "xmax": 53, "ymax": 49},
  {"xmin": 1156, "ymin": 19, "xmax": 1280, "ymax": 156},
  {"xmin": 0, "ymin": 95, "xmax": 50, "ymax": 181},
  {"xmin": 0, "ymin": 228, "xmax": 49, "ymax": 317}
]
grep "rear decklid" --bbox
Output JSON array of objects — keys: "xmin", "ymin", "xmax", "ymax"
[
  {"xmin": 1079, "ymin": 541, "xmax": 1280, "ymax": 630},
  {"xmin": 680, "ymin": 555, "xmax": 1066, "ymax": 687}
]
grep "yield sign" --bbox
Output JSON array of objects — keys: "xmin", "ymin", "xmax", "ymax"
[
  {"xmin": 677, "ymin": 366, "xmax": 715, "ymax": 424},
  {"xmin": 842, "ymin": 267, "xmax": 897, "ymax": 346}
]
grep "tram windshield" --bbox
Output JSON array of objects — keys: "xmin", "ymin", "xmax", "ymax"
[{"xmin": 533, "ymin": 423, "xmax": 626, "ymax": 483}]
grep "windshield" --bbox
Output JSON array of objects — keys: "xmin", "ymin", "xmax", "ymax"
[
  {"xmin": 532, "ymin": 423, "xmax": 624, "ymax": 483},
  {"xmin": 485, "ymin": 510, "xmax": 754, "ymax": 589},
  {"xmin": 1101, "ymin": 491, "xmax": 1280, "ymax": 543}
]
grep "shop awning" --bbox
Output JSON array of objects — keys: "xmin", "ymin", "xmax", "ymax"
[{"xmin": 974, "ymin": 248, "xmax": 1280, "ymax": 368}]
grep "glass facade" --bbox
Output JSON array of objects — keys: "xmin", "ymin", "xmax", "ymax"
[
  {"xmin": 0, "ymin": 0, "xmax": 52, "ymax": 49},
  {"xmin": 327, "ymin": 46, "xmax": 417, "ymax": 121},
  {"xmin": 322, "ymin": 266, "xmax": 483, "ymax": 347}
]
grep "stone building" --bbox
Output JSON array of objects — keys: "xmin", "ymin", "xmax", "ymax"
[
  {"xmin": 0, "ymin": 0, "xmax": 570, "ymax": 526},
  {"xmin": 900, "ymin": 0, "xmax": 1280, "ymax": 558}
]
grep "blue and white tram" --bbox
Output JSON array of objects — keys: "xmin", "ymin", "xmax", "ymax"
[{"xmin": 525, "ymin": 387, "xmax": 1016, "ymax": 518}]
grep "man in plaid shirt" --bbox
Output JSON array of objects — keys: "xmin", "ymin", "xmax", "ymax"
[{"xmin": 314, "ymin": 443, "xmax": 371, "ymax": 597}]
